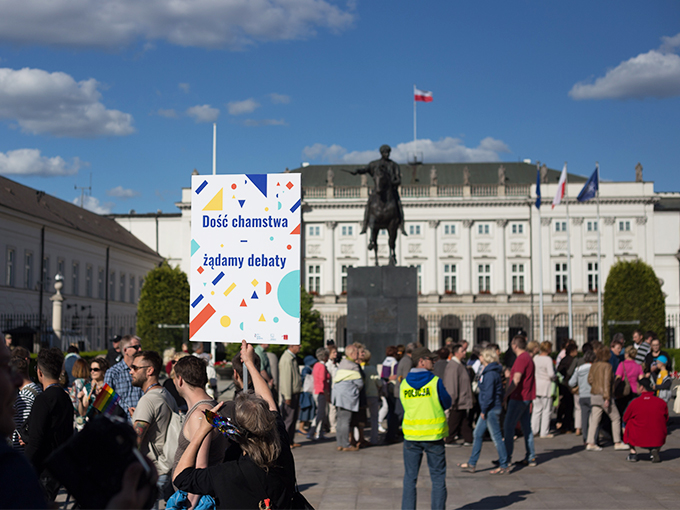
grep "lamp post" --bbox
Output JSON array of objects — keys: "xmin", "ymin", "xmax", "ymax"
[{"xmin": 51, "ymin": 273, "xmax": 65, "ymax": 347}]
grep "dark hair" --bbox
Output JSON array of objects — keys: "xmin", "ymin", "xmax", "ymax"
[
  {"xmin": 645, "ymin": 331, "xmax": 656, "ymax": 340},
  {"xmin": 385, "ymin": 345, "xmax": 397, "ymax": 358},
  {"xmin": 488, "ymin": 343, "xmax": 500, "ymax": 352},
  {"xmin": 451, "ymin": 343, "xmax": 463, "ymax": 355},
  {"xmin": 174, "ymin": 355, "xmax": 208, "ymax": 388},
  {"xmin": 11, "ymin": 346, "xmax": 30, "ymax": 360},
  {"xmin": 584, "ymin": 350, "xmax": 596, "ymax": 363},
  {"xmin": 232, "ymin": 352, "xmax": 262, "ymax": 387},
  {"xmin": 72, "ymin": 358, "xmax": 90, "ymax": 379},
  {"xmin": 37, "ymin": 347, "xmax": 64, "ymax": 380},
  {"xmin": 10, "ymin": 353, "xmax": 29, "ymax": 377},
  {"xmin": 437, "ymin": 347, "xmax": 449, "ymax": 360},
  {"xmin": 66, "ymin": 344, "xmax": 80, "ymax": 354},
  {"xmin": 511, "ymin": 335, "xmax": 527, "ymax": 350},
  {"xmin": 582, "ymin": 342, "xmax": 594, "ymax": 354},
  {"xmin": 90, "ymin": 357, "xmax": 110, "ymax": 373},
  {"xmin": 134, "ymin": 351, "xmax": 162, "ymax": 377},
  {"xmin": 565, "ymin": 340, "xmax": 578, "ymax": 355},
  {"xmin": 633, "ymin": 329, "xmax": 643, "ymax": 337}
]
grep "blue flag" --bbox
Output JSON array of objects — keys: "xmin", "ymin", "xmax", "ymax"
[
  {"xmin": 535, "ymin": 168, "xmax": 541, "ymax": 209},
  {"xmin": 577, "ymin": 168, "xmax": 598, "ymax": 202}
]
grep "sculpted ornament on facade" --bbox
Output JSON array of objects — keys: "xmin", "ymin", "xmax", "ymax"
[
  {"xmin": 463, "ymin": 220, "xmax": 474, "ymax": 228},
  {"xmin": 510, "ymin": 242, "xmax": 524, "ymax": 253},
  {"xmin": 636, "ymin": 216, "xmax": 648, "ymax": 225},
  {"xmin": 443, "ymin": 243, "xmax": 457, "ymax": 254},
  {"xmin": 429, "ymin": 220, "xmax": 440, "ymax": 229},
  {"xmin": 619, "ymin": 240, "xmax": 633, "ymax": 250},
  {"xmin": 496, "ymin": 219, "xmax": 508, "ymax": 228},
  {"xmin": 340, "ymin": 244, "xmax": 354, "ymax": 255},
  {"xmin": 555, "ymin": 240, "xmax": 568, "ymax": 250},
  {"xmin": 308, "ymin": 244, "xmax": 321, "ymax": 255},
  {"xmin": 586, "ymin": 240, "xmax": 598, "ymax": 250},
  {"xmin": 408, "ymin": 244, "xmax": 422, "ymax": 254},
  {"xmin": 325, "ymin": 221, "xmax": 338, "ymax": 230},
  {"xmin": 572, "ymin": 217, "xmax": 584, "ymax": 226},
  {"xmin": 477, "ymin": 243, "xmax": 491, "ymax": 253},
  {"xmin": 541, "ymin": 218, "xmax": 552, "ymax": 226},
  {"xmin": 603, "ymin": 217, "xmax": 616, "ymax": 226}
]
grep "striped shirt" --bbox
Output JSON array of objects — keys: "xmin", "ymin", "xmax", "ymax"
[
  {"xmin": 634, "ymin": 342, "xmax": 651, "ymax": 365},
  {"xmin": 12, "ymin": 382, "xmax": 42, "ymax": 451}
]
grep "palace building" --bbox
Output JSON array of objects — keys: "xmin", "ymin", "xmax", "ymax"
[{"xmin": 113, "ymin": 163, "xmax": 680, "ymax": 352}]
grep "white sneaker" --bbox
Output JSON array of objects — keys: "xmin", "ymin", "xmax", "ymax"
[
  {"xmin": 586, "ymin": 444, "xmax": 602, "ymax": 451},
  {"xmin": 378, "ymin": 426, "xmax": 387, "ymax": 433},
  {"xmin": 614, "ymin": 443, "xmax": 629, "ymax": 451}
]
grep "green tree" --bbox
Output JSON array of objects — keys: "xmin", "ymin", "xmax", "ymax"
[
  {"xmin": 136, "ymin": 262, "xmax": 190, "ymax": 352},
  {"xmin": 603, "ymin": 259, "xmax": 666, "ymax": 345},
  {"xmin": 263, "ymin": 287, "xmax": 324, "ymax": 360}
]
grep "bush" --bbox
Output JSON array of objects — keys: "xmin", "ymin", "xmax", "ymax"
[
  {"xmin": 603, "ymin": 259, "xmax": 666, "ymax": 345},
  {"xmin": 136, "ymin": 262, "xmax": 190, "ymax": 353}
]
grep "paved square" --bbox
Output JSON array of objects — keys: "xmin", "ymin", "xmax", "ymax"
[{"xmin": 292, "ymin": 419, "xmax": 680, "ymax": 509}]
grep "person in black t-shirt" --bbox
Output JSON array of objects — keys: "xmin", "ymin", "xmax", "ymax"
[{"xmin": 174, "ymin": 341, "xmax": 296, "ymax": 509}]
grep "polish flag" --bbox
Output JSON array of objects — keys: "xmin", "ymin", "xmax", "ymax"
[
  {"xmin": 552, "ymin": 164, "xmax": 567, "ymax": 208},
  {"xmin": 414, "ymin": 87, "xmax": 433, "ymax": 102}
]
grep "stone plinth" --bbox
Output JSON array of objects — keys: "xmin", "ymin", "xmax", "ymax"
[{"xmin": 347, "ymin": 266, "xmax": 418, "ymax": 356}]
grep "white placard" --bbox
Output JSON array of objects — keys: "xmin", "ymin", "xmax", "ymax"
[{"xmin": 190, "ymin": 174, "xmax": 301, "ymax": 344}]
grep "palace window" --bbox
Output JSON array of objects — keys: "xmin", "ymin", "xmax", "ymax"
[
  {"xmin": 416, "ymin": 264, "xmax": 422, "ymax": 294},
  {"xmin": 98, "ymin": 268, "xmax": 105, "ymax": 299},
  {"xmin": 308, "ymin": 225, "xmax": 320, "ymax": 236},
  {"xmin": 129, "ymin": 276, "xmax": 136, "ymax": 303},
  {"xmin": 444, "ymin": 264, "xmax": 456, "ymax": 294},
  {"xmin": 72, "ymin": 262, "xmax": 79, "ymax": 295},
  {"xmin": 307, "ymin": 265, "xmax": 320, "ymax": 294},
  {"xmin": 119, "ymin": 273, "xmax": 126, "ymax": 301},
  {"xmin": 587, "ymin": 262, "xmax": 598, "ymax": 292},
  {"xmin": 512, "ymin": 263, "xmax": 525, "ymax": 293},
  {"xmin": 409, "ymin": 224, "xmax": 421, "ymax": 236},
  {"xmin": 341, "ymin": 225, "xmax": 353, "ymax": 237},
  {"xmin": 109, "ymin": 271, "xmax": 116, "ymax": 301},
  {"xmin": 86, "ymin": 265, "xmax": 93, "ymax": 298},
  {"xmin": 555, "ymin": 263, "xmax": 568, "ymax": 292},
  {"xmin": 555, "ymin": 221, "xmax": 567, "ymax": 232},
  {"xmin": 478, "ymin": 224, "xmax": 490, "ymax": 235},
  {"xmin": 618, "ymin": 220, "xmax": 631, "ymax": 232},
  {"xmin": 57, "ymin": 258, "xmax": 65, "ymax": 279},
  {"xmin": 341, "ymin": 265, "xmax": 352, "ymax": 293},
  {"xmin": 444, "ymin": 224, "xmax": 456, "ymax": 235},
  {"xmin": 24, "ymin": 251, "xmax": 33, "ymax": 290},
  {"xmin": 511, "ymin": 224, "xmax": 524, "ymax": 235},
  {"xmin": 587, "ymin": 220, "xmax": 598, "ymax": 232},
  {"xmin": 478, "ymin": 264, "xmax": 491, "ymax": 293},
  {"xmin": 5, "ymin": 248, "xmax": 15, "ymax": 287},
  {"xmin": 42, "ymin": 256, "xmax": 50, "ymax": 290}
]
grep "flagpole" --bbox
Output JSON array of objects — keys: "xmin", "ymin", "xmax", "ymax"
[
  {"xmin": 596, "ymin": 162, "xmax": 603, "ymax": 344},
  {"xmin": 537, "ymin": 167, "xmax": 545, "ymax": 343},
  {"xmin": 413, "ymin": 84, "xmax": 417, "ymax": 157},
  {"xmin": 565, "ymin": 162, "xmax": 574, "ymax": 339}
]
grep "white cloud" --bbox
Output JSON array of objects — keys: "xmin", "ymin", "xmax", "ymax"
[
  {"xmin": 106, "ymin": 185, "xmax": 139, "ymax": 199},
  {"xmin": 157, "ymin": 108, "xmax": 178, "ymax": 118},
  {"xmin": 178, "ymin": 82, "xmax": 190, "ymax": 93},
  {"xmin": 73, "ymin": 195, "xmax": 114, "ymax": 215},
  {"xmin": 243, "ymin": 118, "xmax": 286, "ymax": 127},
  {"xmin": 0, "ymin": 0, "xmax": 354, "ymax": 50},
  {"xmin": 0, "ymin": 67, "xmax": 135, "ymax": 137},
  {"xmin": 269, "ymin": 93, "xmax": 290, "ymax": 104},
  {"xmin": 569, "ymin": 33, "xmax": 680, "ymax": 100},
  {"xmin": 302, "ymin": 137, "xmax": 511, "ymax": 164},
  {"xmin": 186, "ymin": 104, "xmax": 219, "ymax": 123},
  {"xmin": 227, "ymin": 98, "xmax": 260, "ymax": 115},
  {"xmin": 0, "ymin": 148, "xmax": 83, "ymax": 176}
]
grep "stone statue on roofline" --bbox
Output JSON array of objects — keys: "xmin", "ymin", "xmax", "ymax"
[
  {"xmin": 430, "ymin": 165, "xmax": 438, "ymax": 186},
  {"xmin": 635, "ymin": 162, "xmax": 643, "ymax": 183},
  {"xmin": 498, "ymin": 165, "xmax": 506, "ymax": 185},
  {"xmin": 326, "ymin": 167, "xmax": 334, "ymax": 187},
  {"xmin": 463, "ymin": 166, "xmax": 470, "ymax": 186},
  {"xmin": 540, "ymin": 164, "xmax": 548, "ymax": 184}
]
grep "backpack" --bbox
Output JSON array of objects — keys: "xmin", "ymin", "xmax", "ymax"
[
  {"xmin": 150, "ymin": 392, "xmax": 183, "ymax": 475},
  {"xmin": 302, "ymin": 372, "xmax": 315, "ymax": 394}
]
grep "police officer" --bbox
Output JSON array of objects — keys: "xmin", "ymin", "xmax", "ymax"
[{"xmin": 399, "ymin": 347, "xmax": 452, "ymax": 510}]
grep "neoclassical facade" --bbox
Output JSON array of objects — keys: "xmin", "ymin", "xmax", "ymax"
[{"xmin": 112, "ymin": 163, "xmax": 680, "ymax": 352}]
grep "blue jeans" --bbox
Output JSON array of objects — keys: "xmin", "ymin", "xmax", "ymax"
[
  {"xmin": 468, "ymin": 406, "xmax": 508, "ymax": 468},
  {"xmin": 504, "ymin": 400, "xmax": 535, "ymax": 463},
  {"xmin": 402, "ymin": 439, "xmax": 446, "ymax": 510}
]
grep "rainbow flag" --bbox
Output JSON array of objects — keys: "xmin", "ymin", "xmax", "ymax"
[{"xmin": 92, "ymin": 383, "xmax": 121, "ymax": 415}]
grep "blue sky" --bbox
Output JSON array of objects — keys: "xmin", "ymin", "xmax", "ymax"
[{"xmin": 0, "ymin": 1, "xmax": 678, "ymax": 214}]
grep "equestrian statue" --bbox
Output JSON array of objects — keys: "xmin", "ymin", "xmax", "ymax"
[{"xmin": 344, "ymin": 144, "xmax": 406, "ymax": 266}]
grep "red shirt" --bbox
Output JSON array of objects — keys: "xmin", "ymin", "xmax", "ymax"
[
  {"xmin": 623, "ymin": 392, "xmax": 668, "ymax": 448},
  {"xmin": 312, "ymin": 361, "xmax": 331, "ymax": 395},
  {"xmin": 510, "ymin": 351, "xmax": 536, "ymax": 401}
]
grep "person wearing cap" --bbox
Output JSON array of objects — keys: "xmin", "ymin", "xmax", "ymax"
[
  {"xmin": 400, "ymin": 346, "xmax": 451, "ymax": 510},
  {"xmin": 106, "ymin": 335, "xmax": 123, "ymax": 367},
  {"xmin": 623, "ymin": 377, "xmax": 668, "ymax": 463},
  {"xmin": 651, "ymin": 355, "xmax": 672, "ymax": 403}
]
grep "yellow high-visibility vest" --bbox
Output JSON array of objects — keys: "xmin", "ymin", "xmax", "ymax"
[{"xmin": 400, "ymin": 376, "xmax": 448, "ymax": 441}]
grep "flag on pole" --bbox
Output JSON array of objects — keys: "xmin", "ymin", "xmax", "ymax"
[
  {"xmin": 414, "ymin": 87, "xmax": 433, "ymax": 102},
  {"xmin": 577, "ymin": 168, "xmax": 599, "ymax": 202},
  {"xmin": 535, "ymin": 166, "xmax": 541, "ymax": 209},
  {"xmin": 552, "ymin": 164, "xmax": 567, "ymax": 208}
]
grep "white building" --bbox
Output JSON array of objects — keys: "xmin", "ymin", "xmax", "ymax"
[
  {"xmin": 113, "ymin": 163, "xmax": 680, "ymax": 351},
  {"xmin": 0, "ymin": 175, "xmax": 163, "ymax": 351}
]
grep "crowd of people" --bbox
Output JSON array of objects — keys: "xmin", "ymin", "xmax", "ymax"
[{"xmin": 1, "ymin": 328, "xmax": 675, "ymax": 509}]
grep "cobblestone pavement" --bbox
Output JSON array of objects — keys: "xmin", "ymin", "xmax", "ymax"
[{"xmin": 292, "ymin": 418, "xmax": 680, "ymax": 510}]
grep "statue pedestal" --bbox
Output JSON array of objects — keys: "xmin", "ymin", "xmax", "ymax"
[{"xmin": 347, "ymin": 266, "xmax": 418, "ymax": 356}]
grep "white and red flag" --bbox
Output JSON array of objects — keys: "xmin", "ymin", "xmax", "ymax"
[
  {"xmin": 552, "ymin": 164, "xmax": 568, "ymax": 208},
  {"xmin": 414, "ymin": 87, "xmax": 433, "ymax": 102}
]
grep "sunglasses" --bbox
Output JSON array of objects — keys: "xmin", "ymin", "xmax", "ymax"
[
  {"xmin": 90, "ymin": 367, "xmax": 101, "ymax": 372},
  {"xmin": 130, "ymin": 364, "xmax": 151, "ymax": 371},
  {"xmin": 126, "ymin": 345, "xmax": 141, "ymax": 351}
]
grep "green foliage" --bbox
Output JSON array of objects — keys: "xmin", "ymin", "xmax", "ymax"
[
  {"xmin": 603, "ymin": 259, "xmax": 666, "ymax": 345},
  {"xmin": 665, "ymin": 348, "xmax": 680, "ymax": 372},
  {"xmin": 136, "ymin": 262, "xmax": 190, "ymax": 352},
  {"xmin": 267, "ymin": 287, "xmax": 324, "ymax": 360}
]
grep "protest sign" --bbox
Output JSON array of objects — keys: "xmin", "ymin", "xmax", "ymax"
[{"xmin": 190, "ymin": 174, "xmax": 301, "ymax": 344}]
